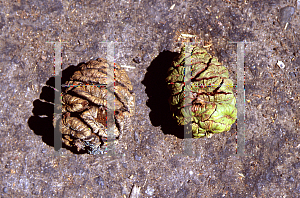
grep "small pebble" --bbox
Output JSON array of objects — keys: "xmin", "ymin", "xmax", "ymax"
[
  {"xmin": 134, "ymin": 152, "xmax": 142, "ymax": 161},
  {"xmin": 170, "ymin": 4, "xmax": 175, "ymax": 10},
  {"xmin": 279, "ymin": 6, "xmax": 295, "ymax": 26},
  {"xmin": 277, "ymin": 60, "xmax": 285, "ymax": 69},
  {"xmin": 145, "ymin": 186, "xmax": 155, "ymax": 196}
]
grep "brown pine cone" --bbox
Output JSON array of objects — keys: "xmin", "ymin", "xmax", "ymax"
[{"xmin": 60, "ymin": 58, "xmax": 135, "ymax": 154}]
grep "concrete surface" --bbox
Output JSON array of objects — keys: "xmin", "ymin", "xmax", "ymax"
[{"xmin": 0, "ymin": 0, "xmax": 300, "ymax": 197}]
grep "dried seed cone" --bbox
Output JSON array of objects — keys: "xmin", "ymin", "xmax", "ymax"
[
  {"xmin": 60, "ymin": 58, "xmax": 135, "ymax": 154},
  {"xmin": 166, "ymin": 45, "xmax": 237, "ymax": 138}
]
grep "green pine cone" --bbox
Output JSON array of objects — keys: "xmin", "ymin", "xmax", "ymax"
[{"xmin": 166, "ymin": 45, "xmax": 237, "ymax": 138}]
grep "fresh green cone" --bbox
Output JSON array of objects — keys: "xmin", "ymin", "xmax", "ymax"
[{"xmin": 166, "ymin": 45, "xmax": 237, "ymax": 138}]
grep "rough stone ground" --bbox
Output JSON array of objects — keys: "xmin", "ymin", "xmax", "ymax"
[{"xmin": 0, "ymin": 0, "xmax": 300, "ymax": 197}]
